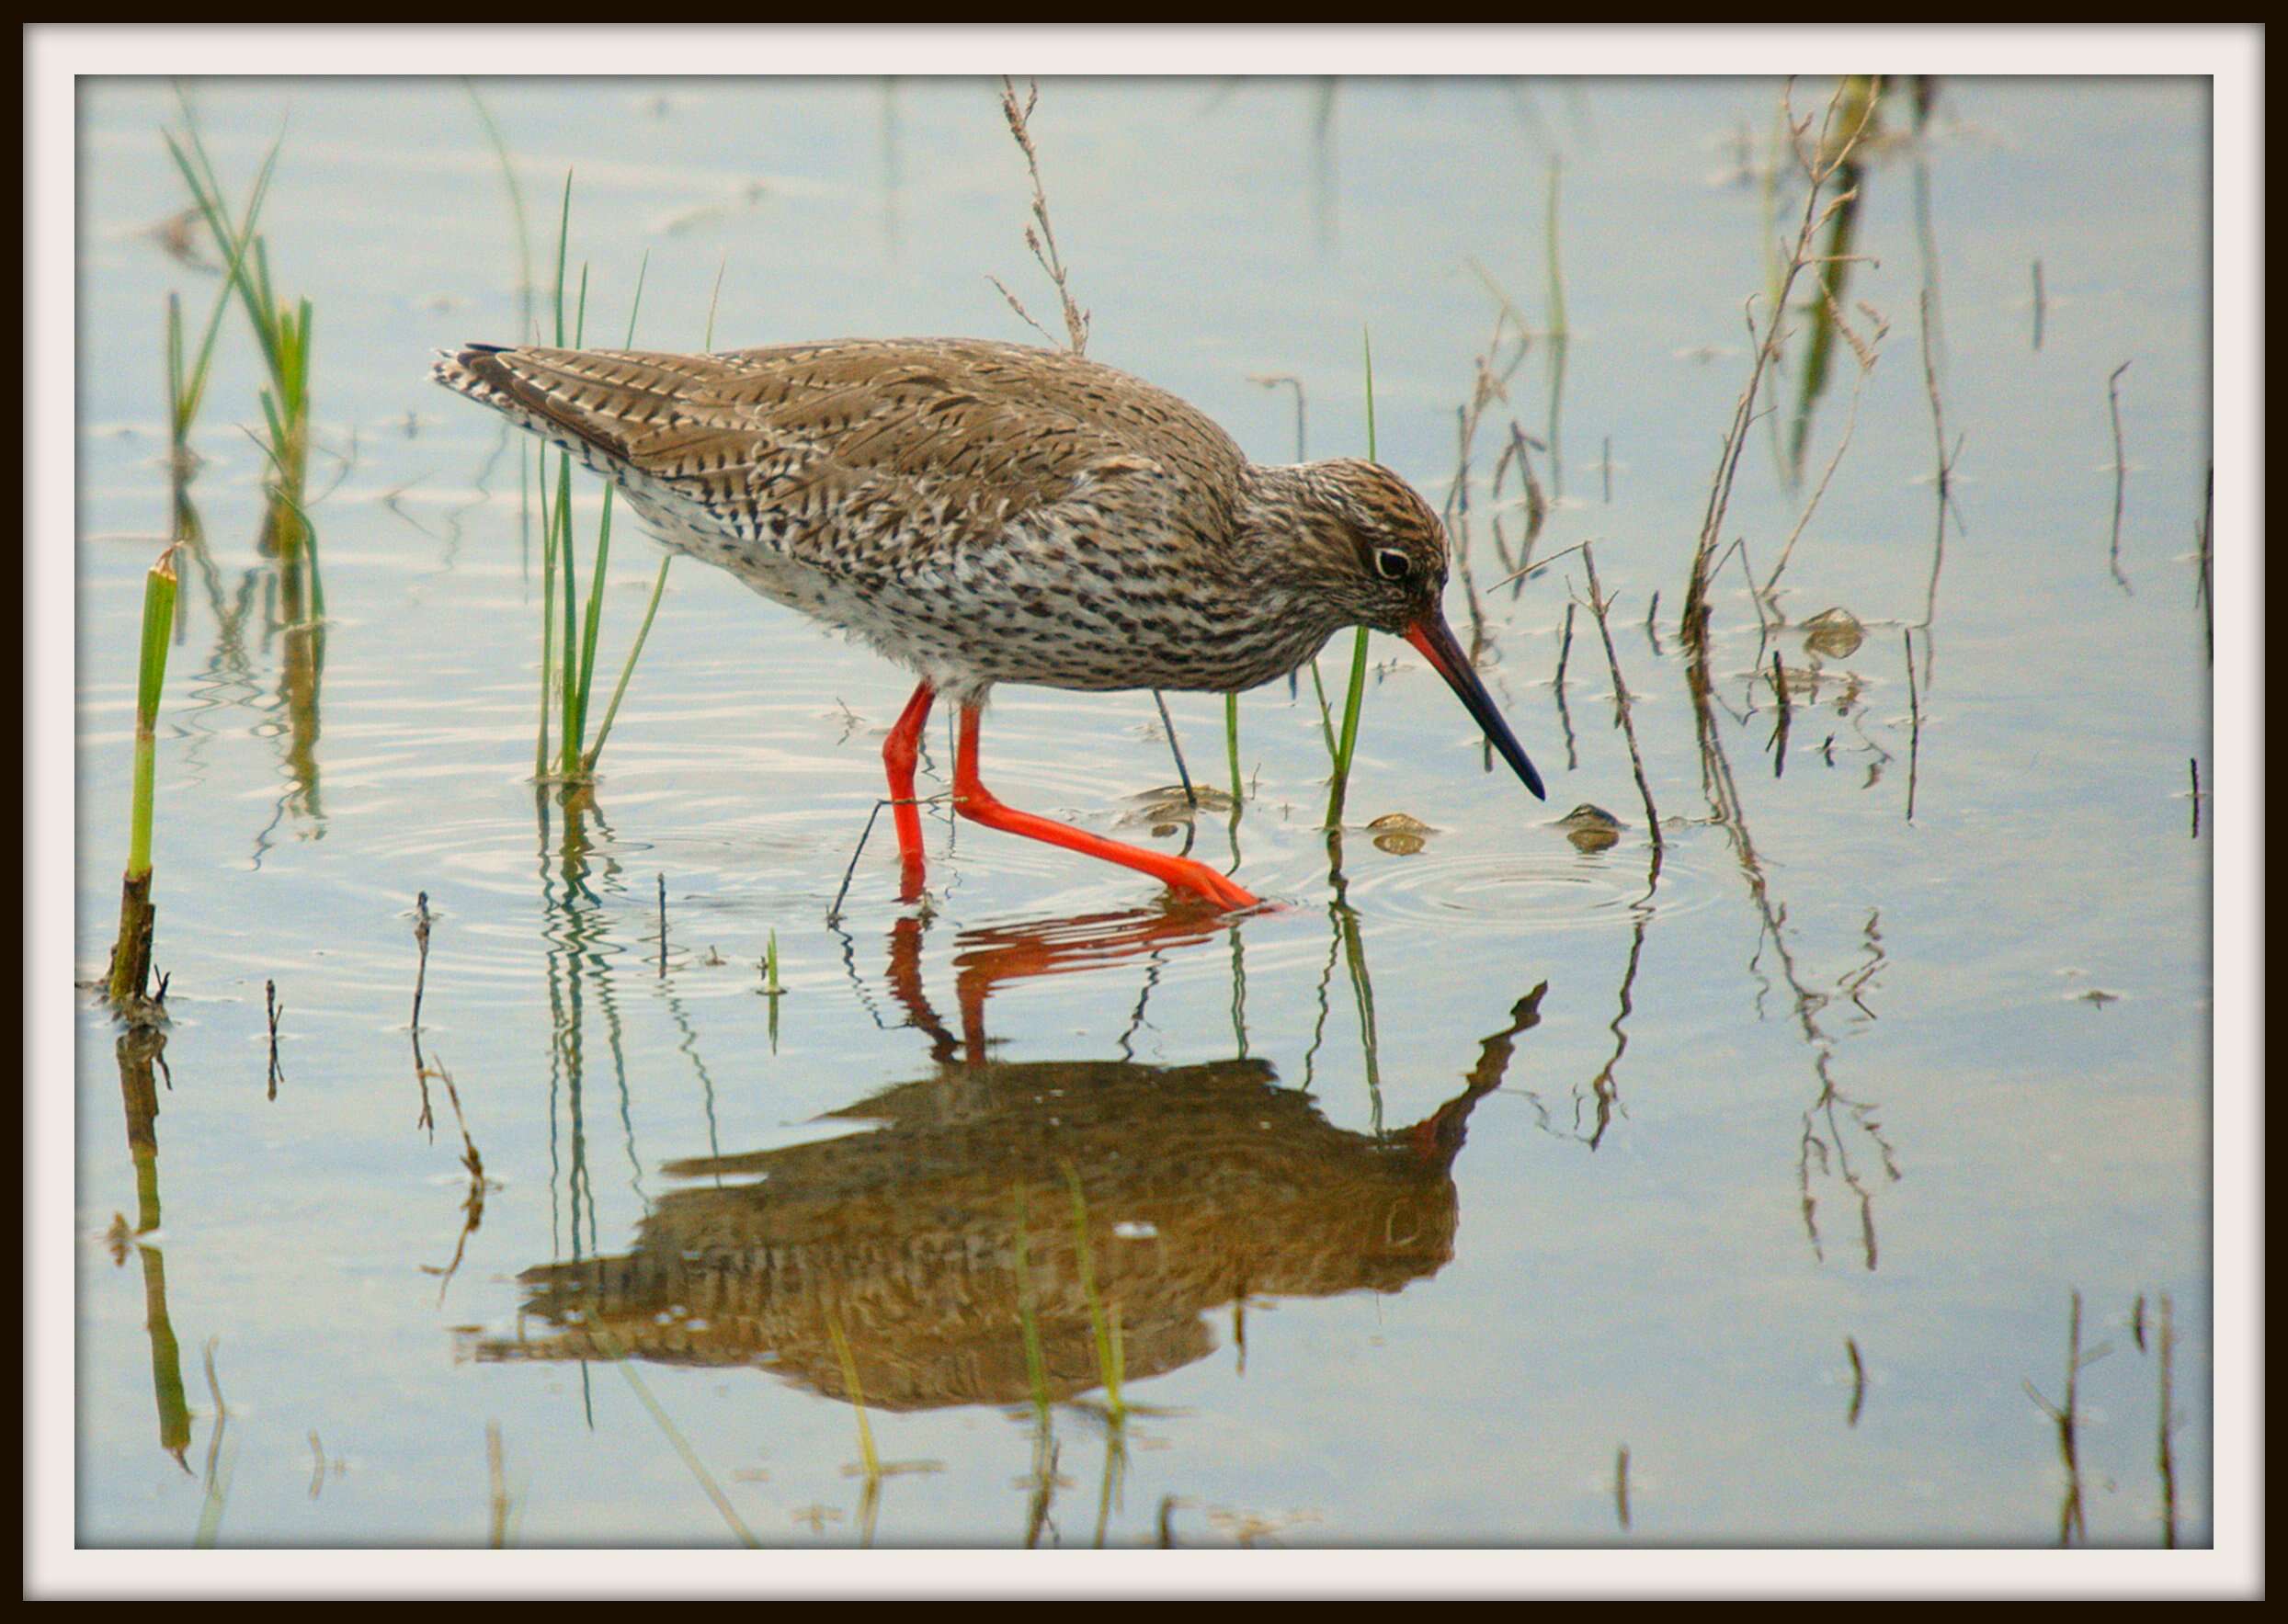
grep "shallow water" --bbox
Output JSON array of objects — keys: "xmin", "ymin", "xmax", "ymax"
[{"xmin": 76, "ymin": 76, "xmax": 2211, "ymax": 1547}]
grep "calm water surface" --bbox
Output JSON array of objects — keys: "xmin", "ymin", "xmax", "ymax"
[{"xmin": 76, "ymin": 76, "xmax": 2211, "ymax": 1547}]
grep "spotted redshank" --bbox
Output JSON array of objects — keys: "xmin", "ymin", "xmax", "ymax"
[{"xmin": 434, "ymin": 337, "xmax": 1544, "ymax": 909}]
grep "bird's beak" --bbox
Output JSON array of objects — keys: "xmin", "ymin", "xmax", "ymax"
[{"xmin": 1406, "ymin": 615, "xmax": 1547, "ymax": 801}]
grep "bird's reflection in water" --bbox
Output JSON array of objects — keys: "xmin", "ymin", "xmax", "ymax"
[{"xmin": 478, "ymin": 903, "xmax": 1545, "ymax": 1415}]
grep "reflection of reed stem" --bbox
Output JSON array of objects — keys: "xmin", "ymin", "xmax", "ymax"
[
  {"xmin": 825, "ymin": 1304, "xmax": 882, "ymax": 1481},
  {"xmin": 118, "ymin": 1025, "xmax": 192, "ymax": 1468},
  {"xmin": 2024, "ymin": 1289, "xmax": 2100, "ymax": 1547},
  {"xmin": 195, "ymin": 1339, "xmax": 233, "ymax": 1547},
  {"xmin": 1580, "ymin": 544, "xmax": 1663, "ymax": 850},
  {"xmin": 2157, "ymin": 1291, "xmax": 2178, "ymax": 1549},
  {"xmin": 2106, "ymin": 361, "xmax": 2133, "ymax": 590},
  {"xmin": 485, "ymin": 1422, "xmax": 512, "ymax": 1548},
  {"xmin": 586, "ymin": 1314, "xmax": 757, "ymax": 1547},
  {"xmin": 1904, "ymin": 630, "xmax": 1922, "ymax": 822},
  {"xmin": 265, "ymin": 978, "xmax": 282, "ymax": 1098}
]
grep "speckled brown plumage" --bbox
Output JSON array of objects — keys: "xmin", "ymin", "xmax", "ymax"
[
  {"xmin": 434, "ymin": 336, "xmax": 1451, "ymax": 702},
  {"xmin": 433, "ymin": 335, "xmax": 1544, "ymax": 908}
]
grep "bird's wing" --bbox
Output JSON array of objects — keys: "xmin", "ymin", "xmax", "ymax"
[{"xmin": 436, "ymin": 338, "xmax": 1246, "ymax": 574}]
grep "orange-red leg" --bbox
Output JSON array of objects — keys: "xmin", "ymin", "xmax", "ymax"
[
  {"xmin": 882, "ymin": 680, "xmax": 936, "ymax": 901},
  {"xmin": 951, "ymin": 703, "xmax": 1259, "ymax": 911}
]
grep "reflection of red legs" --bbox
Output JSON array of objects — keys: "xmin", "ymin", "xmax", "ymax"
[
  {"xmin": 951, "ymin": 702, "xmax": 1259, "ymax": 911},
  {"xmin": 952, "ymin": 904, "xmax": 1224, "ymax": 1056},
  {"xmin": 882, "ymin": 680, "xmax": 937, "ymax": 902}
]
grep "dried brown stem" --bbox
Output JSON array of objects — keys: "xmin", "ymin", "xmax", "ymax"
[
  {"xmin": 995, "ymin": 77, "xmax": 1089, "ymax": 356},
  {"xmin": 2107, "ymin": 360, "xmax": 2133, "ymax": 589},
  {"xmin": 1579, "ymin": 544, "xmax": 1664, "ymax": 852},
  {"xmin": 1680, "ymin": 78, "xmax": 1881, "ymax": 648}
]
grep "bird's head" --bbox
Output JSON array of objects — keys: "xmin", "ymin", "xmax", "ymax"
[
  {"xmin": 1278, "ymin": 458, "xmax": 1452, "ymax": 634},
  {"xmin": 1259, "ymin": 457, "xmax": 1546, "ymax": 801}
]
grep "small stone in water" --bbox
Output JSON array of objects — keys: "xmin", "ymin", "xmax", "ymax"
[
  {"xmin": 1369, "ymin": 812, "xmax": 1433, "ymax": 856},
  {"xmin": 1123, "ymin": 783, "xmax": 1236, "ymax": 829},
  {"xmin": 1556, "ymin": 803, "xmax": 1623, "ymax": 852},
  {"xmin": 1802, "ymin": 607, "xmax": 1865, "ymax": 660}
]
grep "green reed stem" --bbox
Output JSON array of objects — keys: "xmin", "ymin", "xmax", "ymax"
[
  {"xmin": 535, "ymin": 185, "xmax": 661, "ymax": 783},
  {"xmin": 109, "ymin": 547, "xmax": 180, "ymax": 1006},
  {"xmin": 1324, "ymin": 328, "xmax": 1378, "ymax": 827},
  {"xmin": 572, "ymin": 490, "xmax": 610, "ymax": 754},
  {"xmin": 1224, "ymin": 692, "xmax": 1243, "ymax": 802},
  {"xmin": 565, "ymin": 253, "xmax": 644, "ymax": 763},
  {"xmin": 583, "ymin": 557, "xmax": 666, "ymax": 776},
  {"xmin": 584, "ymin": 252, "xmax": 704, "ymax": 777},
  {"xmin": 555, "ymin": 451, "xmax": 579, "ymax": 778},
  {"xmin": 166, "ymin": 112, "xmax": 311, "ymax": 509},
  {"xmin": 125, "ymin": 551, "xmax": 179, "ymax": 881},
  {"xmin": 1545, "ymin": 157, "xmax": 1569, "ymax": 341},
  {"xmin": 161, "ymin": 145, "xmax": 271, "ymax": 458},
  {"xmin": 1064, "ymin": 1166, "xmax": 1124, "ymax": 1423},
  {"xmin": 165, "ymin": 294, "xmax": 186, "ymax": 453},
  {"xmin": 1012, "ymin": 1190, "xmax": 1053, "ymax": 1417},
  {"xmin": 534, "ymin": 442, "xmax": 555, "ymax": 779},
  {"xmin": 464, "ymin": 80, "xmax": 535, "ymax": 342}
]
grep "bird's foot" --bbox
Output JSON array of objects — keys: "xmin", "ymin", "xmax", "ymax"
[{"xmin": 1162, "ymin": 857, "xmax": 1261, "ymax": 914}]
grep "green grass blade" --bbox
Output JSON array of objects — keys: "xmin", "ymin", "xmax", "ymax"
[
  {"xmin": 1224, "ymin": 691, "xmax": 1242, "ymax": 802},
  {"xmin": 463, "ymin": 80, "xmax": 535, "ymax": 342},
  {"xmin": 582, "ymin": 554, "xmax": 670, "ymax": 775},
  {"xmin": 704, "ymin": 254, "xmax": 728, "ymax": 349},
  {"xmin": 161, "ymin": 126, "xmax": 279, "ymax": 400},
  {"xmin": 1325, "ymin": 328, "xmax": 1379, "ymax": 827},
  {"xmin": 126, "ymin": 551, "xmax": 181, "ymax": 880},
  {"xmin": 573, "ymin": 489, "xmax": 612, "ymax": 750},
  {"xmin": 550, "ymin": 172, "xmax": 572, "ymax": 346},
  {"xmin": 555, "ymin": 453, "xmax": 578, "ymax": 775}
]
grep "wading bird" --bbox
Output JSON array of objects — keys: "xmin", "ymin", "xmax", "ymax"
[{"xmin": 435, "ymin": 337, "xmax": 1543, "ymax": 909}]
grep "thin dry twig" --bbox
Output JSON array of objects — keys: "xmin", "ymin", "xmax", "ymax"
[
  {"xmin": 2157, "ymin": 1290, "xmax": 2179, "ymax": 1549},
  {"xmin": 1680, "ymin": 77, "xmax": 1883, "ymax": 647},
  {"xmin": 992, "ymin": 77, "xmax": 1089, "ymax": 356},
  {"xmin": 1765, "ymin": 292, "xmax": 1888, "ymax": 596},
  {"xmin": 1248, "ymin": 373, "xmax": 1307, "ymax": 461},
  {"xmin": 1579, "ymin": 544, "xmax": 1664, "ymax": 853},
  {"xmin": 1917, "ymin": 286, "xmax": 1965, "ymax": 632},
  {"xmin": 1904, "ymin": 630, "xmax": 1923, "ymax": 822},
  {"xmin": 2107, "ymin": 360, "xmax": 2133, "ymax": 590}
]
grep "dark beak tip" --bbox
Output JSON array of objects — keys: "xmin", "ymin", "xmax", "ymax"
[{"xmin": 1408, "ymin": 617, "xmax": 1548, "ymax": 803}]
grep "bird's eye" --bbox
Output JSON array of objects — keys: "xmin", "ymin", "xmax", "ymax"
[{"xmin": 1373, "ymin": 548, "xmax": 1410, "ymax": 582}]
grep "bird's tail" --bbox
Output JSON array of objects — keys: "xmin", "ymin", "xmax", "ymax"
[{"xmin": 430, "ymin": 342, "xmax": 615, "ymax": 468}]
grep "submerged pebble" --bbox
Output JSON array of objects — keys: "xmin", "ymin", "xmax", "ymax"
[
  {"xmin": 1368, "ymin": 812, "xmax": 1434, "ymax": 856},
  {"xmin": 1555, "ymin": 802, "xmax": 1624, "ymax": 852},
  {"xmin": 1802, "ymin": 607, "xmax": 1866, "ymax": 660}
]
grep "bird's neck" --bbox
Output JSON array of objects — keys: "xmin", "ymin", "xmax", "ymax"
[
  {"xmin": 1222, "ymin": 461, "xmax": 1357, "ymax": 681},
  {"xmin": 1233, "ymin": 461, "xmax": 1349, "ymax": 593}
]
